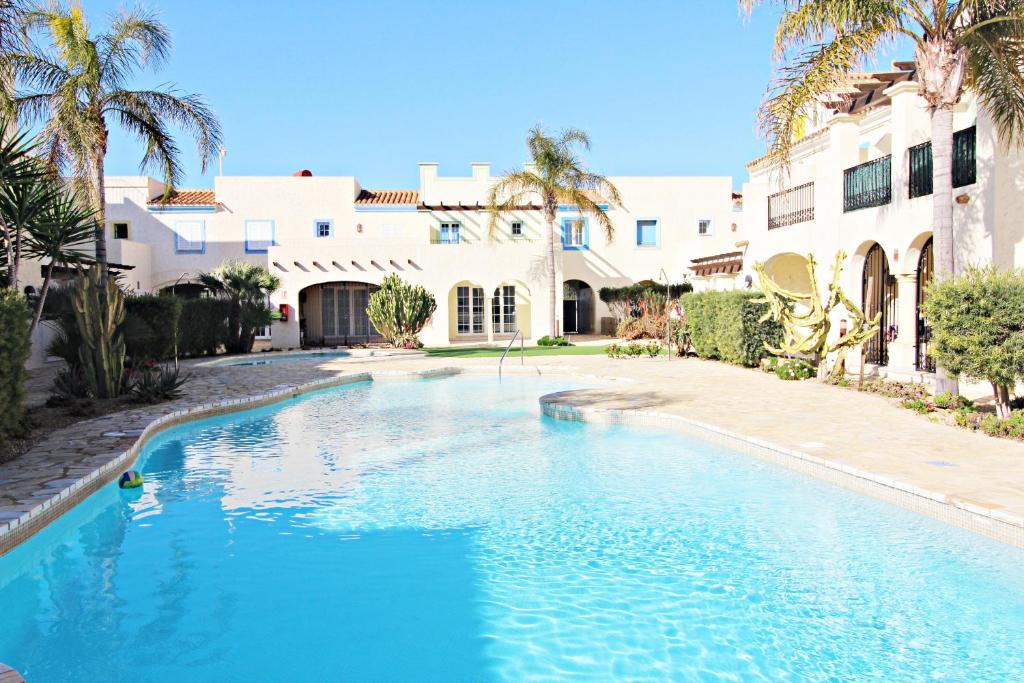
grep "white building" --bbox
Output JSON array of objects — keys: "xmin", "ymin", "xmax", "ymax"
[
  {"xmin": 72, "ymin": 164, "xmax": 737, "ymax": 349},
  {"xmin": 737, "ymin": 63, "xmax": 1024, "ymax": 379}
]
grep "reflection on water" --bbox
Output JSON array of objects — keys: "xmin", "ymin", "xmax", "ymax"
[{"xmin": 1, "ymin": 376, "xmax": 1024, "ymax": 681}]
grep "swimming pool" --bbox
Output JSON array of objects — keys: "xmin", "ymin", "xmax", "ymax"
[
  {"xmin": 2, "ymin": 375, "xmax": 1023, "ymax": 681},
  {"xmin": 223, "ymin": 350, "xmax": 351, "ymax": 366}
]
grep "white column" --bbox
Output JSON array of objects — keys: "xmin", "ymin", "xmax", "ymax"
[{"xmin": 886, "ymin": 272, "xmax": 919, "ymax": 373}]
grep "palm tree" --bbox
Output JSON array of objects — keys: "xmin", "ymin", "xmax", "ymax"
[
  {"xmin": 487, "ymin": 126, "xmax": 621, "ymax": 336},
  {"xmin": 0, "ymin": 114, "xmax": 48, "ymax": 288},
  {"xmin": 741, "ymin": 1, "xmax": 1024, "ymax": 394},
  {"xmin": 23, "ymin": 187, "xmax": 96, "ymax": 333},
  {"xmin": 199, "ymin": 260, "xmax": 281, "ymax": 354},
  {"xmin": 9, "ymin": 3, "xmax": 222, "ymax": 284}
]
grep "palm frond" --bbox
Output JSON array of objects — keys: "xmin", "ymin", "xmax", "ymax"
[
  {"xmin": 961, "ymin": 1, "xmax": 1024, "ymax": 145},
  {"xmin": 485, "ymin": 170, "xmax": 543, "ymax": 237}
]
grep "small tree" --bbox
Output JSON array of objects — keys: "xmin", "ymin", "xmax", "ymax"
[
  {"xmin": 922, "ymin": 266, "xmax": 1024, "ymax": 418},
  {"xmin": 199, "ymin": 260, "xmax": 280, "ymax": 354},
  {"xmin": 367, "ymin": 275, "xmax": 436, "ymax": 349}
]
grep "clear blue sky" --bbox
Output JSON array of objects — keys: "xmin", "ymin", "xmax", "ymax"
[{"xmin": 79, "ymin": 1, "xmax": 903, "ymax": 191}]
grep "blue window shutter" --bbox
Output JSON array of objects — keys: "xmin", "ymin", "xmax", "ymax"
[
  {"xmin": 583, "ymin": 220, "xmax": 589, "ymax": 248},
  {"xmin": 636, "ymin": 223, "xmax": 643, "ymax": 245},
  {"xmin": 560, "ymin": 220, "xmax": 567, "ymax": 247}
]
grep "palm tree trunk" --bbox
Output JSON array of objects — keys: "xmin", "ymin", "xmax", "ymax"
[
  {"xmin": 545, "ymin": 213, "xmax": 558, "ymax": 336},
  {"xmin": 91, "ymin": 143, "xmax": 108, "ymax": 283},
  {"xmin": 29, "ymin": 261, "xmax": 55, "ymax": 334},
  {"xmin": 931, "ymin": 104, "xmax": 959, "ymax": 396},
  {"xmin": 2, "ymin": 218, "xmax": 12, "ymax": 287},
  {"xmin": 9, "ymin": 220, "xmax": 18, "ymax": 290}
]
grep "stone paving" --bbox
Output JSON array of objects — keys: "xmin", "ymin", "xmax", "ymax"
[{"xmin": 3, "ymin": 351, "xmax": 1024, "ymax": 553}]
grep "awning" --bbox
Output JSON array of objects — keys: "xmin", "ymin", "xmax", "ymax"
[{"xmin": 690, "ymin": 251, "xmax": 743, "ymax": 277}]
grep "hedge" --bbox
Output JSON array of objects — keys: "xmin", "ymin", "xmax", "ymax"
[
  {"xmin": 125, "ymin": 294, "xmax": 183, "ymax": 362},
  {"xmin": 178, "ymin": 298, "xmax": 231, "ymax": 357},
  {"xmin": 680, "ymin": 290, "xmax": 782, "ymax": 367},
  {"xmin": 0, "ymin": 289, "xmax": 31, "ymax": 445}
]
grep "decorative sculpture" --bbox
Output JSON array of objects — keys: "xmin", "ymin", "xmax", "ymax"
[{"xmin": 754, "ymin": 251, "xmax": 881, "ymax": 378}]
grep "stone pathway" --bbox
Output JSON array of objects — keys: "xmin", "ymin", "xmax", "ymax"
[{"xmin": 3, "ymin": 352, "xmax": 1024, "ymax": 553}]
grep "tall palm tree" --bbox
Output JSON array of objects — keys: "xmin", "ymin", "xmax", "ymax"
[
  {"xmin": 199, "ymin": 260, "xmax": 281, "ymax": 354},
  {"xmin": 487, "ymin": 126, "xmax": 621, "ymax": 336},
  {"xmin": 23, "ymin": 187, "xmax": 96, "ymax": 333},
  {"xmin": 9, "ymin": 2, "xmax": 223, "ymax": 284},
  {"xmin": 0, "ymin": 114, "xmax": 48, "ymax": 287},
  {"xmin": 0, "ymin": 0, "xmax": 29, "ymax": 119},
  {"xmin": 741, "ymin": 1, "xmax": 1024, "ymax": 394}
]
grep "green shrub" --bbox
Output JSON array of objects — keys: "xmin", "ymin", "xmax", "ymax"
[
  {"xmin": 680, "ymin": 290, "xmax": 783, "ymax": 367},
  {"xmin": 125, "ymin": 294, "xmax": 182, "ymax": 363},
  {"xmin": 922, "ymin": 266, "xmax": 1024, "ymax": 418},
  {"xmin": 901, "ymin": 398, "xmax": 935, "ymax": 414},
  {"xmin": 178, "ymin": 298, "xmax": 231, "ymax": 357},
  {"xmin": 774, "ymin": 358, "xmax": 814, "ymax": 380},
  {"xmin": 538, "ymin": 335, "xmax": 570, "ymax": 347},
  {"xmin": 0, "ymin": 289, "xmax": 31, "ymax": 443}
]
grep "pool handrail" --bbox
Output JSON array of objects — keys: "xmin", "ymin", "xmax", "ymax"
[{"xmin": 498, "ymin": 329, "xmax": 524, "ymax": 379}]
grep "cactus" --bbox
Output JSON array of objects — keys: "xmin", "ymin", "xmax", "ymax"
[
  {"xmin": 754, "ymin": 251, "xmax": 881, "ymax": 378},
  {"xmin": 366, "ymin": 275, "xmax": 437, "ymax": 348},
  {"xmin": 72, "ymin": 265, "xmax": 126, "ymax": 398}
]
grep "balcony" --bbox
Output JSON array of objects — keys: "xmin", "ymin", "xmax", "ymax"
[
  {"xmin": 767, "ymin": 182, "xmax": 814, "ymax": 229},
  {"xmin": 843, "ymin": 156, "xmax": 891, "ymax": 212},
  {"xmin": 909, "ymin": 126, "xmax": 977, "ymax": 198}
]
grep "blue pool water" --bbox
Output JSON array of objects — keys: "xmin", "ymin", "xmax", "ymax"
[
  {"xmin": 224, "ymin": 350, "xmax": 351, "ymax": 366},
  {"xmin": 2, "ymin": 376, "xmax": 1024, "ymax": 681}
]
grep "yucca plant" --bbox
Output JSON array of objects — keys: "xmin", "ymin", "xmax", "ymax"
[
  {"xmin": 487, "ymin": 126, "xmax": 621, "ymax": 335},
  {"xmin": 742, "ymin": 0, "xmax": 1024, "ymax": 394},
  {"xmin": 72, "ymin": 265, "xmax": 125, "ymax": 398}
]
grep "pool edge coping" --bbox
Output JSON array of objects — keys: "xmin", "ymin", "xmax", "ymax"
[
  {"xmin": 0, "ymin": 366, "xmax": 462, "ymax": 557},
  {"xmin": 539, "ymin": 392, "xmax": 1024, "ymax": 549}
]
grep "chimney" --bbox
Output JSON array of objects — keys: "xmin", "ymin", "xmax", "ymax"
[{"xmin": 470, "ymin": 162, "xmax": 491, "ymax": 180}]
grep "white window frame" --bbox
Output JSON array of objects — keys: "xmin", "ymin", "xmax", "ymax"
[
  {"xmin": 174, "ymin": 220, "xmax": 205, "ymax": 254},
  {"xmin": 245, "ymin": 219, "xmax": 275, "ymax": 253},
  {"xmin": 439, "ymin": 222, "xmax": 461, "ymax": 244},
  {"xmin": 698, "ymin": 219, "xmax": 713, "ymax": 236},
  {"xmin": 456, "ymin": 285, "xmax": 484, "ymax": 334},
  {"xmin": 314, "ymin": 219, "xmax": 333, "ymax": 238},
  {"xmin": 566, "ymin": 220, "xmax": 586, "ymax": 246}
]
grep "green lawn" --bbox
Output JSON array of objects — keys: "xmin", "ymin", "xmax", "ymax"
[{"xmin": 423, "ymin": 344, "xmax": 612, "ymax": 358}]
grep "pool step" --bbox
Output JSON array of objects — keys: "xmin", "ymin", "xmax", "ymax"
[{"xmin": 0, "ymin": 664, "xmax": 24, "ymax": 683}]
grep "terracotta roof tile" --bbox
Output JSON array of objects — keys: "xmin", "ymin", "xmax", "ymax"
[
  {"xmin": 355, "ymin": 189, "xmax": 419, "ymax": 205},
  {"xmin": 149, "ymin": 189, "xmax": 216, "ymax": 206}
]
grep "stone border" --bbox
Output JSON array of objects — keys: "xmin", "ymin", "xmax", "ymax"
[
  {"xmin": 0, "ymin": 367, "xmax": 462, "ymax": 556},
  {"xmin": 540, "ymin": 392, "xmax": 1024, "ymax": 549}
]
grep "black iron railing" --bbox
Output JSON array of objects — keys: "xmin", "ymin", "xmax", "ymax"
[
  {"xmin": 953, "ymin": 125, "xmax": 977, "ymax": 188},
  {"xmin": 908, "ymin": 126, "xmax": 977, "ymax": 199},
  {"xmin": 844, "ymin": 156, "xmax": 892, "ymax": 212},
  {"xmin": 909, "ymin": 141, "xmax": 933, "ymax": 198},
  {"xmin": 768, "ymin": 182, "xmax": 815, "ymax": 229}
]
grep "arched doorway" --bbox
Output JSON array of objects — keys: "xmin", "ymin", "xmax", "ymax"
[
  {"xmin": 861, "ymin": 243, "xmax": 897, "ymax": 366},
  {"xmin": 563, "ymin": 279, "xmax": 594, "ymax": 334},
  {"xmin": 300, "ymin": 282, "xmax": 381, "ymax": 346},
  {"xmin": 915, "ymin": 237, "xmax": 935, "ymax": 372}
]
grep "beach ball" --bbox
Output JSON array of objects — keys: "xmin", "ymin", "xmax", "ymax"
[{"xmin": 118, "ymin": 470, "xmax": 144, "ymax": 489}]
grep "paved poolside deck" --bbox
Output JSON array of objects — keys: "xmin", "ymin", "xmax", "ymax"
[{"xmin": 2, "ymin": 352, "xmax": 1023, "ymax": 552}]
